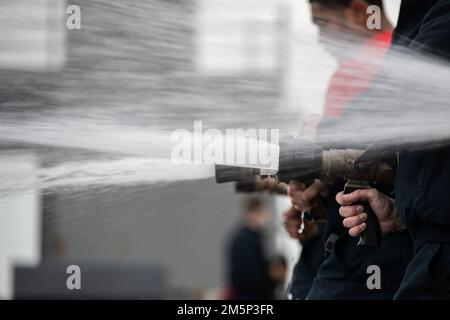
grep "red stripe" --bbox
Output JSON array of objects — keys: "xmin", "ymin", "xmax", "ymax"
[{"xmin": 323, "ymin": 32, "xmax": 393, "ymax": 118}]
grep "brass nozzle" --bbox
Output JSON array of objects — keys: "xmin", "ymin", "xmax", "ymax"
[
  {"xmin": 235, "ymin": 176, "xmax": 288, "ymax": 195},
  {"xmin": 321, "ymin": 149, "xmax": 397, "ymax": 186}
]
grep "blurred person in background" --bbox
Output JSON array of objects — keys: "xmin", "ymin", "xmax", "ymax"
[
  {"xmin": 225, "ymin": 196, "xmax": 274, "ymax": 300},
  {"xmin": 284, "ymin": 0, "xmax": 413, "ymax": 299}
]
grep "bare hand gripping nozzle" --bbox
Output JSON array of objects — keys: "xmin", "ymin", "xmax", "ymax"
[{"xmin": 215, "ymin": 137, "xmax": 398, "ymax": 247}]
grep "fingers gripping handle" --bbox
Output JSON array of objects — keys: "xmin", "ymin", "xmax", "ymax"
[
  {"xmin": 344, "ymin": 185, "xmax": 382, "ymax": 247},
  {"xmin": 357, "ymin": 200, "xmax": 382, "ymax": 247}
]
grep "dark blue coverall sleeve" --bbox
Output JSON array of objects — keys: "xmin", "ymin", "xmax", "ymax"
[{"xmin": 394, "ymin": 0, "xmax": 450, "ymax": 299}]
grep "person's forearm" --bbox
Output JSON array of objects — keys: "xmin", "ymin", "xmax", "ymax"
[{"xmin": 384, "ymin": 199, "xmax": 406, "ymax": 234}]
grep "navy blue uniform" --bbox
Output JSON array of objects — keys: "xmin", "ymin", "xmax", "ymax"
[
  {"xmin": 306, "ymin": 178, "xmax": 412, "ymax": 300},
  {"xmin": 307, "ymin": 0, "xmax": 450, "ymax": 300},
  {"xmin": 289, "ymin": 223, "xmax": 326, "ymax": 300},
  {"xmin": 347, "ymin": 0, "xmax": 450, "ymax": 299},
  {"xmin": 292, "ymin": 0, "xmax": 450, "ymax": 299},
  {"xmin": 392, "ymin": 0, "xmax": 450, "ymax": 300},
  {"xmin": 391, "ymin": 0, "xmax": 450, "ymax": 300}
]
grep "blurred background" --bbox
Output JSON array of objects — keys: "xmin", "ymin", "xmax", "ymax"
[{"xmin": 0, "ymin": 0, "xmax": 400, "ymax": 299}]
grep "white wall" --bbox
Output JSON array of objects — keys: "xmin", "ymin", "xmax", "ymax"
[
  {"xmin": 0, "ymin": 153, "xmax": 40, "ymax": 299},
  {"xmin": 196, "ymin": 0, "xmax": 281, "ymax": 73}
]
